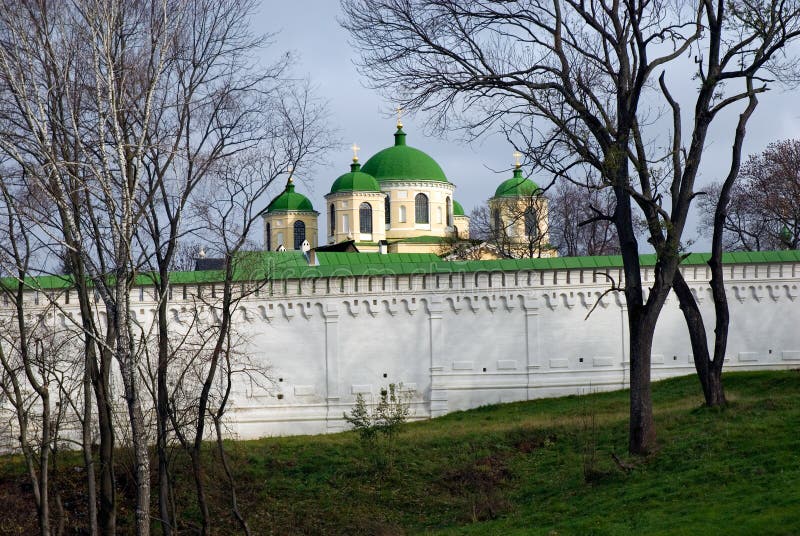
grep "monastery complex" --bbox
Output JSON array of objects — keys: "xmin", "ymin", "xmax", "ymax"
[
  {"xmin": 5, "ymin": 121, "xmax": 800, "ymax": 441},
  {"xmin": 262, "ymin": 118, "xmax": 552, "ymax": 258}
]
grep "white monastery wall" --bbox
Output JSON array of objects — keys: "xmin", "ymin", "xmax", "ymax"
[
  {"xmin": 222, "ymin": 260, "xmax": 800, "ymax": 438},
  {"xmin": 4, "ymin": 260, "xmax": 797, "ymax": 441}
]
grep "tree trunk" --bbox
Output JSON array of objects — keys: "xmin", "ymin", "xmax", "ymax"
[
  {"xmin": 82, "ymin": 349, "xmax": 99, "ymax": 536},
  {"xmin": 612, "ymin": 149, "xmax": 658, "ymax": 456},
  {"xmin": 38, "ymin": 391, "xmax": 51, "ymax": 536},
  {"xmin": 95, "ymin": 344, "xmax": 117, "ymax": 535},
  {"xmin": 214, "ymin": 411, "xmax": 250, "ymax": 535},
  {"xmin": 68, "ymin": 254, "xmax": 114, "ymax": 535},
  {"xmin": 671, "ymin": 272, "xmax": 726, "ymax": 406},
  {"xmin": 190, "ymin": 450, "xmax": 211, "ymax": 536},
  {"xmin": 156, "ymin": 271, "xmax": 174, "ymax": 536},
  {"xmin": 54, "ymin": 489, "xmax": 66, "ymax": 536},
  {"xmin": 706, "ymin": 255, "xmax": 730, "ymax": 407},
  {"xmin": 115, "ymin": 286, "xmax": 151, "ymax": 536},
  {"xmin": 626, "ymin": 306, "xmax": 657, "ymax": 455}
]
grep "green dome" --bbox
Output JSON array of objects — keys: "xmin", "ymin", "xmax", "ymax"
[
  {"xmin": 493, "ymin": 168, "xmax": 540, "ymax": 198},
  {"xmin": 329, "ymin": 161, "xmax": 381, "ymax": 194},
  {"xmin": 361, "ymin": 127, "xmax": 448, "ymax": 182},
  {"xmin": 453, "ymin": 200, "xmax": 465, "ymax": 216},
  {"xmin": 266, "ymin": 179, "xmax": 315, "ymax": 212}
]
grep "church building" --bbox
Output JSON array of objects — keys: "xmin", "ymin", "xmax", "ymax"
[{"xmin": 263, "ymin": 117, "xmax": 555, "ymax": 258}]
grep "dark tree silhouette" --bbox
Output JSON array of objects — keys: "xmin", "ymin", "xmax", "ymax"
[
  {"xmin": 342, "ymin": 0, "xmax": 800, "ymax": 453},
  {"xmin": 699, "ymin": 140, "xmax": 800, "ymax": 251}
]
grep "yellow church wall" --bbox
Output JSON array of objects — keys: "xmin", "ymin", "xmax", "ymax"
[
  {"xmin": 263, "ymin": 211, "xmax": 319, "ymax": 250},
  {"xmin": 488, "ymin": 195, "xmax": 555, "ymax": 257},
  {"xmin": 387, "ymin": 241, "xmax": 443, "ymax": 254},
  {"xmin": 453, "ymin": 214, "xmax": 470, "ymax": 240},
  {"xmin": 382, "ymin": 181, "xmax": 457, "ymax": 240},
  {"xmin": 324, "ymin": 191, "xmax": 387, "ymax": 246}
]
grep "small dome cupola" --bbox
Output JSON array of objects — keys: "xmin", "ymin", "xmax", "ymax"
[
  {"xmin": 452, "ymin": 200, "xmax": 466, "ymax": 216},
  {"xmin": 263, "ymin": 169, "xmax": 319, "ymax": 252},
  {"xmin": 329, "ymin": 144, "xmax": 381, "ymax": 194},
  {"xmin": 266, "ymin": 175, "xmax": 315, "ymax": 213},
  {"xmin": 493, "ymin": 152, "xmax": 540, "ymax": 199},
  {"xmin": 324, "ymin": 144, "xmax": 387, "ymax": 250}
]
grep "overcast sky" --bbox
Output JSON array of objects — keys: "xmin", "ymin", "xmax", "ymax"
[{"xmin": 256, "ymin": 1, "xmax": 800, "ymax": 251}]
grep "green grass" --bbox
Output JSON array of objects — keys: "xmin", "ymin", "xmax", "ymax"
[
  {"xmin": 218, "ymin": 370, "xmax": 800, "ymax": 535},
  {"xmin": 2, "ymin": 370, "xmax": 799, "ymax": 535}
]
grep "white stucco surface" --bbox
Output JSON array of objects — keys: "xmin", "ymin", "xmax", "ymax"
[{"xmin": 214, "ymin": 260, "xmax": 800, "ymax": 437}]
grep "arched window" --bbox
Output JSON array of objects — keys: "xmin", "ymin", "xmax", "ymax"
[
  {"xmin": 330, "ymin": 204, "xmax": 336, "ymax": 235},
  {"xmin": 415, "ymin": 193, "xmax": 429, "ymax": 224},
  {"xmin": 359, "ymin": 202, "xmax": 373, "ymax": 233},
  {"xmin": 293, "ymin": 220, "xmax": 306, "ymax": 250},
  {"xmin": 385, "ymin": 195, "xmax": 391, "ymax": 225},
  {"xmin": 446, "ymin": 197, "xmax": 453, "ymax": 226},
  {"xmin": 492, "ymin": 208, "xmax": 501, "ymax": 232},
  {"xmin": 524, "ymin": 206, "xmax": 538, "ymax": 238},
  {"xmin": 266, "ymin": 222, "xmax": 272, "ymax": 251}
]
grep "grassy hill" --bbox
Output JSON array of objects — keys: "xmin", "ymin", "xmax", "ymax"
[{"xmin": 2, "ymin": 370, "xmax": 799, "ymax": 534}]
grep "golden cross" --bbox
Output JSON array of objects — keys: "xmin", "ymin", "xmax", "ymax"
[
  {"xmin": 513, "ymin": 151, "xmax": 523, "ymax": 168},
  {"xmin": 351, "ymin": 142, "xmax": 360, "ymax": 162},
  {"xmin": 396, "ymin": 105, "xmax": 404, "ymax": 128},
  {"xmin": 286, "ymin": 165, "xmax": 294, "ymax": 183}
]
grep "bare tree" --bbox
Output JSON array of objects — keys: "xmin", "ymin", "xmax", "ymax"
[
  {"xmin": 437, "ymin": 233, "xmax": 484, "ymax": 260},
  {"xmin": 465, "ymin": 179, "xmax": 619, "ymax": 258},
  {"xmin": 169, "ymin": 242, "xmax": 204, "ymax": 272},
  {"xmin": 0, "ymin": 171, "xmax": 86, "ymax": 536},
  {"xmin": 129, "ymin": 1, "xmax": 306, "ymax": 531},
  {"xmin": 698, "ymin": 140, "xmax": 800, "ymax": 251},
  {"xmin": 470, "ymin": 196, "xmax": 552, "ymax": 259},
  {"xmin": 176, "ymin": 115, "xmax": 331, "ymax": 532},
  {"xmin": 0, "ymin": 2, "xmax": 332, "ymax": 534},
  {"xmin": 341, "ymin": 0, "xmax": 800, "ymax": 453},
  {"xmin": 0, "ymin": 180, "xmax": 56, "ymax": 536},
  {"xmin": 549, "ymin": 181, "xmax": 620, "ymax": 257}
]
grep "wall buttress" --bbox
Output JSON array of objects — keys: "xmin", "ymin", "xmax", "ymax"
[
  {"xmin": 523, "ymin": 294, "xmax": 540, "ymax": 399},
  {"xmin": 323, "ymin": 303, "xmax": 341, "ymax": 431},
  {"xmin": 428, "ymin": 295, "xmax": 448, "ymax": 417}
]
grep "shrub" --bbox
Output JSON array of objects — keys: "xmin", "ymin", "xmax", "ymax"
[{"xmin": 343, "ymin": 383, "xmax": 412, "ymax": 443}]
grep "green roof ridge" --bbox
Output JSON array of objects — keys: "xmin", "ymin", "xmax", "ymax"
[{"xmin": 5, "ymin": 249, "xmax": 799, "ymax": 288}]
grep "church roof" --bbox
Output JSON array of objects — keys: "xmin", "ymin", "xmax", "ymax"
[
  {"xmin": 329, "ymin": 161, "xmax": 381, "ymax": 194},
  {"xmin": 314, "ymin": 240, "xmax": 360, "ymax": 252},
  {"xmin": 453, "ymin": 200, "xmax": 465, "ymax": 216},
  {"xmin": 493, "ymin": 168, "xmax": 540, "ymax": 198},
  {"xmin": 266, "ymin": 179, "xmax": 315, "ymax": 213},
  {"xmin": 361, "ymin": 127, "xmax": 449, "ymax": 183},
  {"xmin": 178, "ymin": 249, "xmax": 800, "ymax": 281},
  {"xmin": 5, "ymin": 249, "xmax": 799, "ymax": 289}
]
